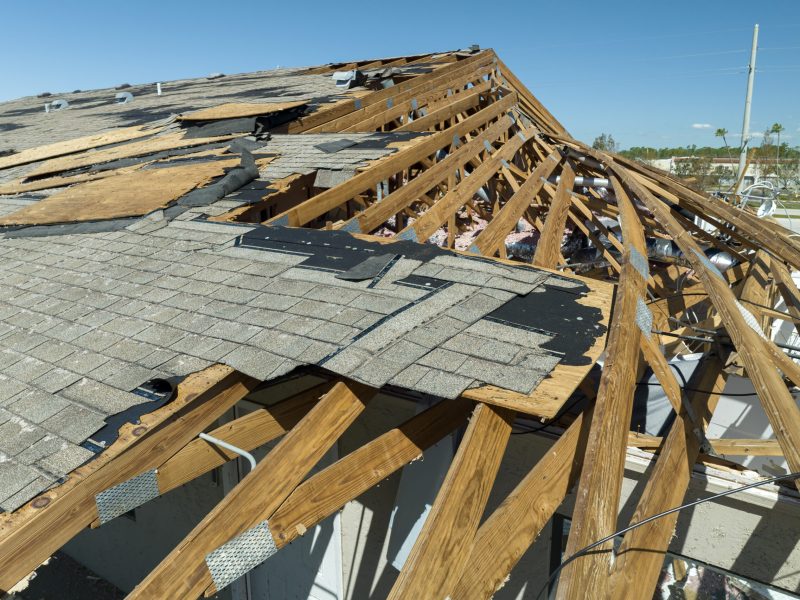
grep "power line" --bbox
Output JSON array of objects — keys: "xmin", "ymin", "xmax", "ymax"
[{"xmin": 537, "ymin": 471, "xmax": 800, "ymax": 599}]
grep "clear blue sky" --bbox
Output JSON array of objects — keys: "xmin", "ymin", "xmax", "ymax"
[{"xmin": 2, "ymin": 0, "xmax": 799, "ymax": 150}]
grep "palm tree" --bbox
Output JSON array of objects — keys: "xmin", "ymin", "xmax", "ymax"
[{"xmin": 715, "ymin": 127, "xmax": 733, "ymax": 163}]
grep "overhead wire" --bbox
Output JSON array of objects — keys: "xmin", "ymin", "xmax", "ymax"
[{"xmin": 536, "ymin": 471, "xmax": 800, "ymax": 599}]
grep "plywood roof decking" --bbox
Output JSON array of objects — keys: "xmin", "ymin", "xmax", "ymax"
[
  {"xmin": 0, "ymin": 159, "xmax": 240, "ymax": 225},
  {"xmin": 0, "ymin": 46, "xmax": 797, "ymax": 600},
  {"xmin": 177, "ymin": 101, "xmax": 308, "ymax": 121}
]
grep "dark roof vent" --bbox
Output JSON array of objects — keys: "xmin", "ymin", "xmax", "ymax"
[{"xmin": 115, "ymin": 91, "xmax": 134, "ymax": 104}]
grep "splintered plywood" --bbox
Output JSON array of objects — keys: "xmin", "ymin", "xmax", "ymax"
[
  {"xmin": 0, "ymin": 159, "xmax": 239, "ymax": 225},
  {"xmin": 0, "ymin": 148, "xmax": 232, "ymax": 195},
  {"xmin": 0, "ymin": 126, "xmax": 155, "ymax": 170},
  {"xmin": 178, "ymin": 101, "xmax": 307, "ymax": 121},
  {"xmin": 26, "ymin": 132, "xmax": 238, "ymax": 179}
]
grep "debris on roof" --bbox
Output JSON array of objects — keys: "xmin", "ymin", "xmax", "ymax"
[{"xmin": 0, "ymin": 46, "xmax": 797, "ymax": 600}]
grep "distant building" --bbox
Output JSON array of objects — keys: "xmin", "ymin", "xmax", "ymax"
[{"xmin": 647, "ymin": 156, "xmax": 799, "ymax": 191}]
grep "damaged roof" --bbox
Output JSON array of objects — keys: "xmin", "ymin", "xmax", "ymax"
[{"xmin": 0, "ymin": 46, "xmax": 797, "ymax": 600}]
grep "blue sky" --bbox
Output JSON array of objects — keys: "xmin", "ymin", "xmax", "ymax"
[{"xmin": 2, "ymin": 0, "xmax": 799, "ymax": 149}]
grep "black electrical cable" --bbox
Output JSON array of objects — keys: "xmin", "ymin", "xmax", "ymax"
[
  {"xmin": 634, "ymin": 381, "xmax": 773, "ymax": 398},
  {"xmin": 536, "ymin": 471, "xmax": 800, "ymax": 599},
  {"xmin": 511, "ymin": 395, "xmax": 586, "ymax": 436}
]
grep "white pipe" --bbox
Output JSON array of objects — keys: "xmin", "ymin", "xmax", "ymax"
[
  {"xmin": 156, "ymin": 82, "xmax": 162, "ymax": 96},
  {"xmin": 547, "ymin": 176, "xmax": 610, "ymax": 189},
  {"xmin": 198, "ymin": 432, "xmax": 257, "ymax": 472}
]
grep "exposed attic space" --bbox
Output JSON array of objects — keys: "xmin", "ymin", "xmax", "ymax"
[{"xmin": 0, "ymin": 46, "xmax": 799, "ymax": 600}]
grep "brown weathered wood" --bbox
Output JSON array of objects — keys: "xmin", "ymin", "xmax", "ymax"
[
  {"xmin": 608, "ymin": 357, "xmax": 728, "ymax": 600},
  {"xmin": 628, "ymin": 432, "xmax": 782, "ymax": 456},
  {"xmin": 148, "ymin": 382, "xmax": 331, "ymax": 497},
  {"xmin": 606, "ymin": 158, "xmax": 800, "ymax": 491},
  {"xmin": 387, "ymin": 403, "xmax": 515, "ymax": 599},
  {"xmin": 337, "ymin": 115, "xmax": 513, "ymax": 234},
  {"xmin": 128, "ymin": 380, "xmax": 376, "ymax": 599},
  {"xmin": 0, "ymin": 125, "xmax": 154, "ymax": 170},
  {"xmin": 396, "ymin": 124, "xmax": 534, "ymax": 241}
]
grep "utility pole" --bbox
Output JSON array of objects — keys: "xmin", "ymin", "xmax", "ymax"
[{"xmin": 736, "ymin": 23, "xmax": 759, "ymax": 197}]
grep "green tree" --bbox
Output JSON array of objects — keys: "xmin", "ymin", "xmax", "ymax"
[
  {"xmin": 592, "ymin": 133, "xmax": 618, "ymax": 153},
  {"xmin": 715, "ymin": 128, "xmax": 733, "ymax": 163}
]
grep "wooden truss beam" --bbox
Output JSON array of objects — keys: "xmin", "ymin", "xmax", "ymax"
[
  {"xmin": 271, "ymin": 93, "xmax": 517, "ymax": 227},
  {"xmin": 129, "ymin": 381, "xmax": 376, "ymax": 599},
  {"xmin": 452, "ymin": 406, "xmax": 593, "ymax": 599},
  {"xmin": 387, "ymin": 402, "xmax": 514, "ymax": 599}
]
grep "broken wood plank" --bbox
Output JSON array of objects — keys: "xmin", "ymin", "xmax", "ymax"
[
  {"xmin": 0, "ymin": 158, "xmax": 239, "ymax": 225},
  {"xmin": 0, "ymin": 125, "xmax": 154, "ymax": 170},
  {"xmin": 178, "ymin": 101, "xmax": 307, "ymax": 121}
]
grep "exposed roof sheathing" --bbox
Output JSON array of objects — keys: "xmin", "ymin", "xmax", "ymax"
[{"xmin": 0, "ymin": 47, "xmax": 797, "ymax": 600}]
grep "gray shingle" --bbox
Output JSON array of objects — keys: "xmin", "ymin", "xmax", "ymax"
[
  {"xmin": 417, "ymin": 348, "xmax": 469, "ymax": 372},
  {"xmin": 16, "ymin": 434, "xmax": 67, "ymax": 466},
  {"xmin": 457, "ymin": 356, "xmax": 553, "ymax": 395},
  {"xmin": 248, "ymin": 292, "xmax": 302, "ymax": 311},
  {"xmin": 38, "ymin": 444, "xmax": 93, "ymax": 477},
  {"xmin": 389, "ymin": 364, "xmax": 431, "ymax": 389},
  {"xmin": 60, "ymin": 378, "xmax": 143, "ymax": 414},
  {"xmin": 0, "ymin": 461, "xmax": 41, "ymax": 505},
  {"xmin": 307, "ymin": 321, "xmax": 358, "ymax": 344},
  {"xmin": 466, "ymin": 319, "xmax": 553, "ymax": 348},
  {"xmin": 206, "ymin": 320, "xmax": 262, "ymax": 343},
  {"xmin": 348, "ymin": 293, "xmax": 408, "ymax": 315},
  {"xmin": 42, "ymin": 403, "xmax": 106, "ymax": 444},
  {"xmin": 251, "ymin": 330, "xmax": 312, "ymax": 359},
  {"xmin": 0, "ymin": 474, "xmax": 55, "ymax": 512},
  {"xmin": 446, "ymin": 292, "xmax": 510, "ymax": 324},
  {"xmin": 221, "ymin": 346, "xmax": 292, "ymax": 380},
  {"xmin": 442, "ymin": 332, "xmax": 521, "ymax": 363},
  {"xmin": 134, "ymin": 324, "xmax": 186, "ymax": 347},
  {"xmin": 7, "ymin": 388, "xmax": 69, "ymax": 423},
  {"xmin": 0, "ymin": 376, "xmax": 29, "ymax": 404},
  {"xmin": 0, "ymin": 416, "xmax": 47, "ymax": 456},
  {"xmin": 320, "ymin": 347, "xmax": 372, "ymax": 375},
  {"xmin": 88, "ymin": 361, "xmax": 155, "ymax": 391},
  {"xmin": 276, "ymin": 315, "xmax": 328, "ymax": 336},
  {"xmin": 413, "ymin": 369, "xmax": 474, "ymax": 400},
  {"xmin": 30, "ymin": 368, "xmax": 82, "ymax": 394},
  {"xmin": 73, "ymin": 329, "xmax": 125, "ymax": 353},
  {"xmin": 55, "ymin": 350, "xmax": 110, "ymax": 376},
  {"xmin": 101, "ymin": 316, "xmax": 151, "ymax": 337},
  {"xmin": 350, "ymin": 357, "xmax": 405, "ymax": 388},
  {"xmin": 6, "ymin": 355, "xmax": 53, "ymax": 380},
  {"xmin": 159, "ymin": 355, "xmax": 213, "ymax": 377}
]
